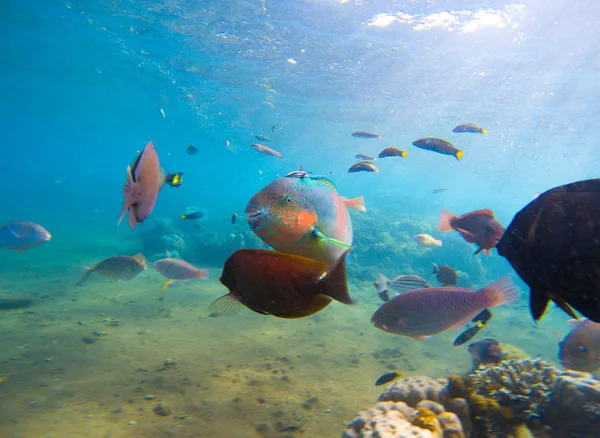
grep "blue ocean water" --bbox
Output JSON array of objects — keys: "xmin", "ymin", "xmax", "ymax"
[{"xmin": 1, "ymin": 1, "xmax": 599, "ymax": 436}]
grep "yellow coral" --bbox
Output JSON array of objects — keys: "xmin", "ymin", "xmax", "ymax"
[{"xmin": 410, "ymin": 408, "xmax": 443, "ymax": 437}]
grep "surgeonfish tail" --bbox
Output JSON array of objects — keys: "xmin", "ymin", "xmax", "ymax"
[
  {"xmin": 180, "ymin": 215, "xmax": 186, "ymax": 219},
  {"xmin": 77, "ymin": 266, "xmax": 93, "ymax": 286},
  {"xmin": 376, "ymin": 272, "xmax": 390, "ymax": 295},
  {"xmin": 455, "ymin": 150, "xmax": 464, "ymax": 161},
  {"xmin": 481, "ymin": 129, "xmax": 488, "ymax": 134},
  {"xmin": 342, "ymin": 196, "xmax": 367, "ymax": 212},
  {"xmin": 432, "ymin": 263, "xmax": 439, "ymax": 274},
  {"xmin": 208, "ymin": 293, "xmax": 242, "ymax": 316},
  {"xmin": 439, "ymin": 210, "xmax": 456, "ymax": 232},
  {"xmin": 132, "ymin": 253, "xmax": 147, "ymax": 267},
  {"xmin": 321, "ymin": 249, "xmax": 355, "ymax": 305},
  {"xmin": 401, "ymin": 151, "xmax": 408, "ymax": 158},
  {"xmin": 478, "ymin": 276, "xmax": 519, "ymax": 308}
]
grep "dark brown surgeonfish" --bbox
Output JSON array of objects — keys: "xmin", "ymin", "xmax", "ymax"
[
  {"xmin": 117, "ymin": 141, "xmax": 164, "ymax": 230},
  {"xmin": 432, "ymin": 263, "xmax": 458, "ymax": 286},
  {"xmin": 497, "ymin": 178, "xmax": 600, "ymax": 322},
  {"xmin": 209, "ymin": 249, "xmax": 354, "ymax": 318}
]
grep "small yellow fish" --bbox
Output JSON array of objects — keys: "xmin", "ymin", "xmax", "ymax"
[{"xmin": 413, "ymin": 234, "xmax": 442, "ymax": 248}]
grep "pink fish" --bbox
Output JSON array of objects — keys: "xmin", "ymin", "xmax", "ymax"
[
  {"xmin": 0, "ymin": 221, "xmax": 51, "ymax": 252},
  {"xmin": 153, "ymin": 257, "xmax": 208, "ymax": 294},
  {"xmin": 251, "ymin": 143, "xmax": 283, "ymax": 158},
  {"xmin": 117, "ymin": 141, "xmax": 165, "ymax": 230},
  {"xmin": 371, "ymin": 276, "xmax": 518, "ymax": 340},
  {"xmin": 439, "ymin": 209, "xmax": 505, "ymax": 256}
]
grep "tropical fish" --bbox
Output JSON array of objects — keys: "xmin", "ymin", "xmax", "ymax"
[
  {"xmin": 208, "ymin": 249, "xmax": 353, "ymax": 318},
  {"xmin": 348, "ymin": 161, "xmax": 379, "ymax": 173},
  {"xmin": 496, "ymin": 178, "xmax": 600, "ymax": 322},
  {"xmin": 453, "ymin": 123, "xmax": 487, "ymax": 134},
  {"xmin": 153, "ymin": 258, "xmax": 208, "ymax": 294},
  {"xmin": 371, "ymin": 277, "xmax": 518, "ymax": 339},
  {"xmin": 186, "ymin": 144, "xmax": 198, "ymax": 155},
  {"xmin": 164, "ymin": 172, "xmax": 183, "ymax": 188},
  {"xmin": 0, "ymin": 221, "xmax": 51, "ymax": 252},
  {"xmin": 468, "ymin": 339, "xmax": 503, "ymax": 364},
  {"xmin": 78, "ymin": 254, "xmax": 147, "ymax": 286},
  {"xmin": 352, "ymin": 131, "xmax": 381, "ymax": 139},
  {"xmin": 355, "ymin": 154, "xmax": 376, "ymax": 161},
  {"xmin": 413, "ymin": 234, "xmax": 442, "ymax": 248},
  {"xmin": 181, "ymin": 211, "xmax": 204, "ymax": 220},
  {"xmin": 412, "ymin": 138, "xmax": 463, "ymax": 160},
  {"xmin": 117, "ymin": 141, "xmax": 165, "ymax": 230},
  {"xmin": 285, "ymin": 164, "xmax": 311, "ymax": 178},
  {"xmin": 246, "ymin": 174, "xmax": 364, "ymax": 266},
  {"xmin": 432, "ymin": 188, "xmax": 448, "ymax": 194},
  {"xmin": 378, "ymin": 147, "xmax": 408, "ymax": 159},
  {"xmin": 558, "ymin": 319, "xmax": 600, "ymax": 375},
  {"xmin": 255, "ymin": 134, "xmax": 272, "ymax": 142},
  {"xmin": 439, "ymin": 209, "xmax": 504, "ymax": 256},
  {"xmin": 374, "ymin": 273, "xmax": 430, "ymax": 302},
  {"xmin": 374, "ymin": 370, "xmax": 402, "ymax": 386},
  {"xmin": 453, "ymin": 309, "xmax": 492, "ymax": 346},
  {"xmin": 252, "ymin": 143, "xmax": 283, "ymax": 158},
  {"xmin": 231, "ymin": 213, "xmax": 238, "ymax": 224},
  {"xmin": 432, "ymin": 263, "xmax": 458, "ymax": 286}
]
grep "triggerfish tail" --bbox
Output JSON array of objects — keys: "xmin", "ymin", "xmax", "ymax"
[
  {"xmin": 478, "ymin": 276, "xmax": 519, "ymax": 308},
  {"xmin": 438, "ymin": 210, "xmax": 456, "ymax": 232},
  {"xmin": 342, "ymin": 196, "xmax": 367, "ymax": 212},
  {"xmin": 319, "ymin": 249, "xmax": 355, "ymax": 305},
  {"xmin": 77, "ymin": 266, "xmax": 93, "ymax": 286},
  {"xmin": 208, "ymin": 293, "xmax": 243, "ymax": 316},
  {"xmin": 312, "ymin": 228, "xmax": 351, "ymax": 249}
]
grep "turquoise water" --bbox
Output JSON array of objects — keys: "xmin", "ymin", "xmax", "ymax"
[{"xmin": 1, "ymin": 1, "xmax": 599, "ymax": 436}]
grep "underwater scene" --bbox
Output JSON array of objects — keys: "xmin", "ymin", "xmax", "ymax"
[{"xmin": 2, "ymin": 0, "xmax": 600, "ymax": 437}]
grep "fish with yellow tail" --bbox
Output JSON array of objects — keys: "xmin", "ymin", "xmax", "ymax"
[
  {"xmin": 153, "ymin": 257, "xmax": 208, "ymax": 294},
  {"xmin": 246, "ymin": 172, "xmax": 364, "ymax": 267},
  {"xmin": 412, "ymin": 138, "xmax": 463, "ymax": 160}
]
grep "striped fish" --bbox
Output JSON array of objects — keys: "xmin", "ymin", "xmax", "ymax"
[{"xmin": 374, "ymin": 272, "xmax": 431, "ymax": 302}]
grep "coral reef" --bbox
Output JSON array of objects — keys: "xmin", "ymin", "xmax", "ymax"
[
  {"xmin": 470, "ymin": 358, "xmax": 555, "ymax": 423},
  {"xmin": 544, "ymin": 370, "xmax": 600, "ymax": 437},
  {"xmin": 342, "ymin": 400, "xmax": 466, "ymax": 438},
  {"xmin": 346, "ymin": 357, "xmax": 600, "ymax": 438},
  {"xmin": 379, "ymin": 376, "xmax": 449, "ymax": 406}
]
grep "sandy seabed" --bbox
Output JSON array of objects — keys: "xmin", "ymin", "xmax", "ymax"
[{"xmin": 0, "ymin": 249, "xmax": 564, "ymax": 438}]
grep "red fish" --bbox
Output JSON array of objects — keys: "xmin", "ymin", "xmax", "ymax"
[
  {"xmin": 439, "ymin": 209, "xmax": 505, "ymax": 255},
  {"xmin": 371, "ymin": 276, "xmax": 518, "ymax": 339},
  {"xmin": 117, "ymin": 141, "xmax": 165, "ymax": 230}
]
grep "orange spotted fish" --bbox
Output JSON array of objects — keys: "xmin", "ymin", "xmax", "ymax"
[{"xmin": 245, "ymin": 173, "xmax": 365, "ymax": 266}]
